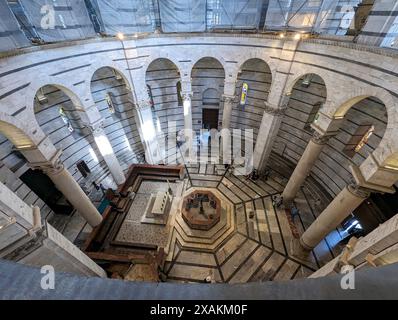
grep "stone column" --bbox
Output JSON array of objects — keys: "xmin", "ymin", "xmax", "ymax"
[
  {"xmin": 33, "ymin": 153, "xmax": 103, "ymax": 227},
  {"xmin": 221, "ymin": 78, "xmax": 237, "ymax": 130},
  {"xmin": 133, "ymin": 100, "xmax": 161, "ymax": 164},
  {"xmin": 252, "ymin": 102, "xmax": 287, "ymax": 172},
  {"xmin": 89, "ymin": 123, "xmax": 125, "ymax": 185},
  {"xmin": 300, "ymin": 183, "xmax": 371, "ymax": 250},
  {"xmin": 251, "ymin": 40, "xmax": 300, "ymax": 172},
  {"xmin": 182, "ymin": 91, "xmax": 194, "ymax": 161},
  {"xmin": 282, "ymin": 131, "xmax": 332, "ymax": 205},
  {"xmin": 182, "ymin": 91, "xmax": 193, "ymax": 133},
  {"xmin": 221, "ymin": 95, "xmax": 235, "ymax": 130}
]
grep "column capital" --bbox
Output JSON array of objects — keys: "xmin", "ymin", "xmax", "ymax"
[
  {"xmin": 311, "ymin": 131, "xmax": 333, "ymax": 145},
  {"xmin": 85, "ymin": 120, "xmax": 105, "ymax": 135},
  {"xmin": 263, "ymin": 102, "xmax": 287, "ymax": 116},
  {"xmin": 222, "ymin": 94, "xmax": 237, "ymax": 104},
  {"xmin": 182, "ymin": 91, "xmax": 193, "ymax": 101},
  {"xmin": 29, "ymin": 149, "xmax": 64, "ymax": 175},
  {"xmin": 349, "ymin": 164, "xmax": 396, "ymax": 194},
  {"xmin": 347, "ymin": 182, "xmax": 371, "ymax": 199}
]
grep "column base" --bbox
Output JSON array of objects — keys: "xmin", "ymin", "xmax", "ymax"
[
  {"xmin": 299, "ymin": 237, "xmax": 313, "ymax": 251},
  {"xmin": 282, "ymin": 197, "xmax": 294, "ymax": 209}
]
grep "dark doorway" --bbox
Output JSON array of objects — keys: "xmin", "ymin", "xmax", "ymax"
[
  {"xmin": 20, "ymin": 169, "xmax": 73, "ymax": 215},
  {"xmin": 341, "ymin": 186, "xmax": 398, "ymax": 238},
  {"xmin": 202, "ymin": 108, "xmax": 219, "ymax": 130},
  {"xmin": 343, "ymin": 186, "xmax": 398, "ymax": 237}
]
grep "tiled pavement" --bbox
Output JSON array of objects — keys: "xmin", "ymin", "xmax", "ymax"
[{"xmin": 164, "ymin": 162, "xmax": 344, "ymax": 284}]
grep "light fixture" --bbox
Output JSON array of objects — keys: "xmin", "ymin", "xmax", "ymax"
[
  {"xmin": 279, "ymin": 33, "xmax": 285, "ymax": 38},
  {"xmin": 117, "ymin": 32, "xmax": 124, "ymax": 40},
  {"xmin": 294, "ymin": 33, "xmax": 301, "ymax": 40},
  {"xmin": 36, "ymin": 88, "xmax": 48, "ymax": 104}
]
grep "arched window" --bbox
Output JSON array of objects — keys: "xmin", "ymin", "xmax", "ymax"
[
  {"xmin": 177, "ymin": 81, "xmax": 183, "ymax": 106},
  {"xmin": 147, "ymin": 84, "xmax": 154, "ymax": 106}
]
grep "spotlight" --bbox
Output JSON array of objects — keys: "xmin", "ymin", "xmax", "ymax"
[
  {"xmin": 279, "ymin": 33, "xmax": 284, "ymax": 38},
  {"xmin": 117, "ymin": 32, "xmax": 124, "ymax": 40},
  {"xmin": 294, "ymin": 33, "xmax": 301, "ymax": 40}
]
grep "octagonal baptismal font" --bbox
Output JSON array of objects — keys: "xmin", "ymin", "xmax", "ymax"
[{"xmin": 181, "ymin": 190, "xmax": 221, "ymax": 230}]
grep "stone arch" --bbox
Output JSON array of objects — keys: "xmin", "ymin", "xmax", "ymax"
[
  {"xmin": 191, "ymin": 57, "xmax": 226, "ymax": 132},
  {"xmin": 0, "ymin": 112, "xmax": 36, "ymax": 149},
  {"xmin": 25, "ymin": 79, "xmax": 87, "ymax": 115},
  {"xmin": 144, "ymin": 57, "xmax": 182, "ymax": 80},
  {"xmin": 88, "ymin": 62, "xmax": 134, "ymax": 93},
  {"xmin": 236, "ymin": 57, "xmax": 275, "ymax": 88},
  {"xmin": 190, "ymin": 56, "xmax": 228, "ymax": 79},
  {"xmin": 285, "ymin": 72, "xmax": 328, "ymax": 101},
  {"xmin": 90, "ymin": 66, "xmax": 146, "ymax": 169},
  {"xmin": 311, "ymin": 94, "xmax": 389, "ymax": 197},
  {"xmin": 329, "ymin": 89, "xmax": 398, "ymax": 180},
  {"xmin": 232, "ymin": 58, "xmax": 274, "ymax": 146},
  {"xmin": 32, "ymin": 83, "xmax": 91, "ymax": 135},
  {"xmin": 281, "ymin": 73, "xmax": 327, "ymax": 132},
  {"xmin": 0, "ymin": 105, "xmax": 57, "ymax": 173},
  {"xmin": 145, "ymin": 58, "xmax": 184, "ymax": 140},
  {"xmin": 33, "ymin": 84, "xmax": 88, "ymax": 132},
  {"xmin": 332, "ymin": 86, "xmax": 395, "ymax": 121},
  {"xmin": 32, "ymin": 83, "xmax": 116, "ymax": 188}
]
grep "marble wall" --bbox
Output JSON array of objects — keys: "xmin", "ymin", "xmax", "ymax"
[{"xmin": 0, "ymin": 33, "xmax": 397, "ymax": 204}]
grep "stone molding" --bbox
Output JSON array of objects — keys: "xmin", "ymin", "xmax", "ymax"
[
  {"xmin": 86, "ymin": 120, "xmax": 105, "ymax": 135},
  {"xmin": 29, "ymin": 149, "xmax": 64, "ymax": 175},
  {"xmin": 4, "ymin": 228, "xmax": 46, "ymax": 261},
  {"xmin": 347, "ymin": 182, "xmax": 372, "ymax": 199},
  {"xmin": 181, "ymin": 92, "xmax": 193, "ymax": 101},
  {"xmin": 311, "ymin": 131, "xmax": 333, "ymax": 145},
  {"xmin": 222, "ymin": 94, "xmax": 237, "ymax": 104},
  {"xmin": 263, "ymin": 102, "xmax": 287, "ymax": 116}
]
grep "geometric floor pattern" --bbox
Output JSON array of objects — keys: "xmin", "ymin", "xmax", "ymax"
[{"xmin": 164, "ymin": 162, "xmax": 343, "ymax": 283}]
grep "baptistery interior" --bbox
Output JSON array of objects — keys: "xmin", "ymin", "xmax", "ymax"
[{"xmin": 1, "ymin": 0, "xmax": 398, "ymax": 300}]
